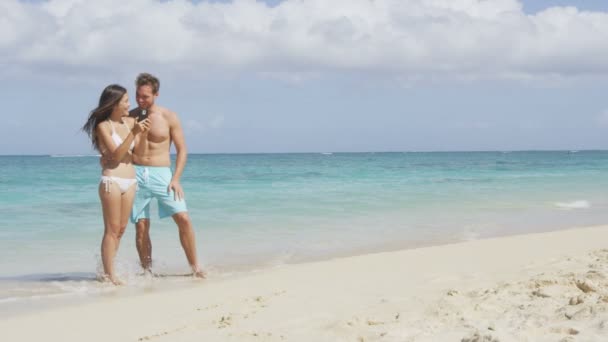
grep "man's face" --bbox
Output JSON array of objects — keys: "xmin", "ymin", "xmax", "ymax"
[{"xmin": 136, "ymin": 85, "xmax": 157, "ymax": 109}]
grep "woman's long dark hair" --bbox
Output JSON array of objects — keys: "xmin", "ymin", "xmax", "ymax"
[{"xmin": 82, "ymin": 84, "xmax": 127, "ymax": 151}]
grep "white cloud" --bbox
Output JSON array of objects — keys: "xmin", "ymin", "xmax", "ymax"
[
  {"xmin": 184, "ymin": 118, "xmax": 206, "ymax": 134},
  {"xmin": 184, "ymin": 115, "xmax": 225, "ymax": 135},
  {"xmin": 258, "ymin": 71, "xmax": 320, "ymax": 85},
  {"xmin": 3, "ymin": 0, "xmax": 608, "ymax": 80},
  {"xmin": 209, "ymin": 115, "xmax": 225, "ymax": 129}
]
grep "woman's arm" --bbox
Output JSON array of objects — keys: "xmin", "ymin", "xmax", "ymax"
[{"xmin": 96, "ymin": 119, "xmax": 147, "ymax": 163}]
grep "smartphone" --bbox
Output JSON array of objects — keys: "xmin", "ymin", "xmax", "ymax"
[
  {"xmin": 129, "ymin": 107, "xmax": 146, "ymax": 122},
  {"xmin": 130, "ymin": 108, "xmax": 148, "ymax": 122}
]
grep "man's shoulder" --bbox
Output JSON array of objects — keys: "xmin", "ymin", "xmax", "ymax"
[{"xmin": 157, "ymin": 106, "xmax": 179, "ymax": 123}]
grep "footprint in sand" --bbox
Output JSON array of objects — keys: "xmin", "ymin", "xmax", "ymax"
[
  {"xmin": 247, "ymin": 291, "xmax": 286, "ymax": 309},
  {"xmin": 531, "ymin": 289, "xmax": 552, "ymax": 298},
  {"xmin": 215, "ymin": 315, "xmax": 234, "ymax": 329},
  {"xmin": 575, "ymin": 279, "xmax": 598, "ymax": 293},
  {"xmin": 253, "ymin": 296, "xmax": 267, "ymax": 307},
  {"xmin": 366, "ymin": 319, "xmax": 385, "ymax": 326},
  {"xmin": 197, "ymin": 303, "xmax": 219, "ymax": 311},
  {"xmin": 461, "ymin": 331, "xmax": 500, "ymax": 342},
  {"xmin": 585, "ymin": 270, "xmax": 606, "ymax": 280},
  {"xmin": 550, "ymin": 327, "xmax": 579, "ymax": 335},
  {"xmin": 564, "ymin": 305, "xmax": 595, "ymax": 320},
  {"xmin": 250, "ymin": 331, "xmax": 278, "ymax": 338},
  {"xmin": 568, "ymin": 295, "xmax": 585, "ymax": 305},
  {"xmin": 446, "ymin": 289, "xmax": 459, "ymax": 296}
]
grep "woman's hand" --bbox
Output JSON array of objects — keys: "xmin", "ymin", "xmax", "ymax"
[{"xmin": 132, "ymin": 118, "xmax": 150, "ymax": 135}]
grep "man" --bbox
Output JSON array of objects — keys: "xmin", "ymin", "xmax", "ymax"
[{"xmin": 128, "ymin": 73, "xmax": 204, "ymax": 277}]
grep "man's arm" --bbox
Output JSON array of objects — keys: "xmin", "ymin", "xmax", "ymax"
[{"xmin": 168, "ymin": 110, "xmax": 187, "ymax": 200}]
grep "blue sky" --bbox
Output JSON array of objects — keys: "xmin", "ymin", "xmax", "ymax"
[
  {"xmin": 2, "ymin": 0, "xmax": 608, "ymax": 154},
  {"xmin": 521, "ymin": 0, "xmax": 608, "ymax": 13}
]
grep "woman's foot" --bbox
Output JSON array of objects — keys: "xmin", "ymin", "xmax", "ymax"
[
  {"xmin": 192, "ymin": 267, "xmax": 206, "ymax": 279},
  {"xmin": 109, "ymin": 276, "xmax": 125, "ymax": 285},
  {"xmin": 100, "ymin": 274, "xmax": 124, "ymax": 285}
]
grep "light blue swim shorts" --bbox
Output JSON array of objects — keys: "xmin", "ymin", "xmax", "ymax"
[{"xmin": 131, "ymin": 165, "xmax": 188, "ymax": 223}]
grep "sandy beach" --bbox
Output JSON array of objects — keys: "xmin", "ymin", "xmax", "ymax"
[{"xmin": 3, "ymin": 225, "xmax": 608, "ymax": 341}]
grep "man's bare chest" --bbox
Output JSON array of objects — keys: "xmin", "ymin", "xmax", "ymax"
[{"xmin": 146, "ymin": 115, "xmax": 170, "ymax": 143}]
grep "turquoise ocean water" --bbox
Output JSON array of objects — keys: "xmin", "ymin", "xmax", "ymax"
[{"xmin": 1, "ymin": 151, "xmax": 608, "ymax": 314}]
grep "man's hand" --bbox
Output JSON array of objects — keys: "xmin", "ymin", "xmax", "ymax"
[
  {"xmin": 168, "ymin": 180, "xmax": 185, "ymax": 201},
  {"xmin": 99, "ymin": 153, "xmax": 113, "ymax": 169}
]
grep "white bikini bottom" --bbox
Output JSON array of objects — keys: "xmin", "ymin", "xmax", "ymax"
[{"xmin": 100, "ymin": 176, "xmax": 137, "ymax": 194}]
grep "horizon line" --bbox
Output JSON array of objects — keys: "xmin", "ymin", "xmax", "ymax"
[{"xmin": 0, "ymin": 149, "xmax": 601, "ymax": 157}]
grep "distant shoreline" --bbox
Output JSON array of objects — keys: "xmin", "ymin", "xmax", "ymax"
[{"xmin": 0, "ymin": 149, "xmax": 606, "ymax": 157}]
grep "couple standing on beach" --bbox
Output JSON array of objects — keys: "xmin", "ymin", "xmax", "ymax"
[{"xmin": 82, "ymin": 73, "xmax": 205, "ymax": 284}]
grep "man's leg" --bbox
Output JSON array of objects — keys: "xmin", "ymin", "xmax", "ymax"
[
  {"xmin": 135, "ymin": 219, "xmax": 152, "ymax": 272},
  {"xmin": 172, "ymin": 212, "xmax": 204, "ymax": 277}
]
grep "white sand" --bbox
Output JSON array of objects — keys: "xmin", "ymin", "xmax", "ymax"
[{"xmin": 3, "ymin": 225, "xmax": 608, "ymax": 341}]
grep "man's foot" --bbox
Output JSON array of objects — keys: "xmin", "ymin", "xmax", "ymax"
[{"xmin": 139, "ymin": 268, "xmax": 154, "ymax": 277}]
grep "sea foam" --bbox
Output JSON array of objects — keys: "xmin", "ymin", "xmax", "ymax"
[{"xmin": 554, "ymin": 200, "xmax": 590, "ymax": 210}]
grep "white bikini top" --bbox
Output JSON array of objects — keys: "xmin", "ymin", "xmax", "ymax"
[{"xmin": 108, "ymin": 120, "xmax": 135, "ymax": 151}]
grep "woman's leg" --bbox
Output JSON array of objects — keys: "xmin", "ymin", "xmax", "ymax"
[
  {"xmin": 119, "ymin": 183, "xmax": 137, "ymax": 253},
  {"xmin": 99, "ymin": 181, "xmax": 125, "ymax": 285}
]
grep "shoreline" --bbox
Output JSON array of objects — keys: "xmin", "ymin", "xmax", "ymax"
[
  {"xmin": 3, "ymin": 224, "xmax": 608, "ymax": 341},
  {"xmin": 0, "ymin": 221, "xmax": 594, "ymax": 317}
]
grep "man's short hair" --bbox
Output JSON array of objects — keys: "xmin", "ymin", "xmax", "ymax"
[{"xmin": 136, "ymin": 73, "xmax": 160, "ymax": 94}]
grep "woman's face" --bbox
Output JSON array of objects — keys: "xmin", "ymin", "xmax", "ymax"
[{"xmin": 114, "ymin": 93, "xmax": 130, "ymax": 116}]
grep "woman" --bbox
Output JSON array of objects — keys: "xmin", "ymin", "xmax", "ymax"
[{"xmin": 82, "ymin": 84, "xmax": 149, "ymax": 285}]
